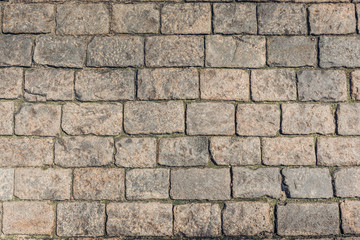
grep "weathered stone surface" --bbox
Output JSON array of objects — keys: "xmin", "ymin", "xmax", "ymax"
[
  {"xmin": 126, "ymin": 169, "xmax": 169, "ymax": 199},
  {"xmin": 15, "ymin": 168, "xmax": 72, "ymax": 200},
  {"xmin": 282, "ymin": 104, "xmax": 335, "ymax": 134},
  {"xmin": 171, "ymin": 168, "xmax": 231, "ymax": 200},
  {"xmin": 210, "ymin": 137, "xmax": 261, "ymax": 165},
  {"xmin": 352, "ymin": 71, "xmax": 360, "ymax": 100},
  {"xmin": 174, "ymin": 203, "xmax": 221, "ymax": 237},
  {"xmin": 341, "ymin": 200, "xmax": 360, "ymax": 234},
  {"xmin": 200, "ymin": 69, "xmax": 249, "ymax": 101},
  {"xmin": 251, "ymin": 69, "xmax": 296, "ymax": 101},
  {"xmin": 15, "ymin": 104, "xmax": 61, "ymax": 136},
  {"xmin": 24, "ymin": 68, "xmax": 74, "ymax": 101},
  {"xmin": 309, "ymin": 4, "xmax": 356, "ymax": 34},
  {"xmin": 237, "ymin": 104, "xmax": 280, "ymax": 136},
  {"xmin": 262, "ymin": 137, "xmax": 316, "ymax": 166},
  {"xmin": 56, "ymin": 3, "xmax": 109, "ymax": 34},
  {"xmin": 57, "ymin": 202, "xmax": 105, "ymax": 236},
  {"xmin": 0, "ymin": 168, "xmax": 14, "ymax": 200},
  {"xmin": 161, "ymin": 3, "xmax": 211, "ymax": 34},
  {"xmin": 213, "ymin": 3, "xmax": 256, "ymax": 34},
  {"xmin": 0, "ymin": 68, "xmax": 23, "ymax": 99},
  {"xmin": 0, "ymin": 102, "xmax": 14, "ymax": 135},
  {"xmin": 87, "ymin": 36, "xmax": 144, "ymax": 67},
  {"xmin": 298, "ymin": 70, "xmax": 347, "ymax": 102},
  {"xmin": 112, "ymin": 4, "xmax": 159, "ymax": 33},
  {"xmin": 268, "ymin": 36, "xmax": 317, "ymax": 67},
  {"xmin": 277, "ymin": 203, "xmax": 340, "ymax": 236},
  {"xmin": 107, "ymin": 202, "xmax": 172, "ymax": 236},
  {"xmin": 146, "ymin": 36, "xmax": 204, "ymax": 67},
  {"xmin": 334, "ymin": 167, "xmax": 360, "ymax": 197},
  {"xmin": 223, "ymin": 202, "xmax": 273, "ymax": 236},
  {"xmin": 3, "ymin": 4, "xmax": 54, "ymax": 33},
  {"xmin": 138, "ymin": 68, "xmax": 198, "ymax": 100},
  {"xmin": 0, "ymin": 35, "xmax": 33, "ymax": 67},
  {"xmin": 3, "ymin": 201, "xmax": 54, "ymax": 235},
  {"xmin": 115, "ymin": 138, "xmax": 157, "ymax": 168},
  {"xmin": 124, "ymin": 101, "xmax": 184, "ymax": 134},
  {"xmin": 206, "ymin": 35, "xmax": 266, "ymax": 68},
  {"xmin": 55, "ymin": 136, "xmax": 114, "ymax": 167},
  {"xmin": 62, "ymin": 103, "xmax": 123, "ymax": 136},
  {"xmin": 338, "ymin": 104, "xmax": 360, "ymax": 135},
  {"xmin": 75, "ymin": 69, "xmax": 135, "ymax": 101},
  {"xmin": 74, "ymin": 168, "xmax": 124, "ymax": 200}
]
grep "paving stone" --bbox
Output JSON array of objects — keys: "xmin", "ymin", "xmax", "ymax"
[
  {"xmin": 74, "ymin": 168, "xmax": 124, "ymax": 200},
  {"xmin": 187, "ymin": 102, "xmax": 235, "ymax": 135},
  {"xmin": 222, "ymin": 202, "xmax": 273, "ymax": 236},
  {"xmin": 107, "ymin": 202, "xmax": 172, "ymax": 236},
  {"xmin": 174, "ymin": 203, "xmax": 221, "ymax": 237},
  {"xmin": 87, "ymin": 36, "xmax": 144, "ymax": 67},
  {"xmin": 351, "ymin": 71, "xmax": 360, "ymax": 100},
  {"xmin": 251, "ymin": 69, "xmax": 296, "ymax": 101},
  {"xmin": 236, "ymin": 104, "xmax": 280, "ymax": 136},
  {"xmin": 338, "ymin": 104, "xmax": 360, "ymax": 135},
  {"xmin": 200, "ymin": 69, "xmax": 249, "ymax": 101},
  {"xmin": 282, "ymin": 104, "xmax": 335, "ymax": 135},
  {"xmin": 14, "ymin": 168, "xmax": 72, "ymax": 200},
  {"xmin": 0, "ymin": 35, "xmax": 33, "ymax": 67},
  {"xmin": 341, "ymin": 200, "xmax": 360, "ymax": 234},
  {"xmin": 206, "ymin": 35, "xmax": 266, "ymax": 68},
  {"xmin": 124, "ymin": 101, "xmax": 184, "ymax": 134},
  {"xmin": 62, "ymin": 103, "xmax": 123, "ymax": 136},
  {"xmin": 24, "ymin": 68, "xmax": 74, "ymax": 102},
  {"xmin": 309, "ymin": 4, "xmax": 356, "ymax": 34},
  {"xmin": 3, "ymin": 201, "xmax": 54, "ymax": 235},
  {"xmin": 138, "ymin": 68, "xmax": 198, "ymax": 100},
  {"xmin": 262, "ymin": 137, "xmax": 316, "ymax": 166},
  {"xmin": 0, "ymin": 102, "xmax": 14, "ymax": 135},
  {"xmin": 277, "ymin": 203, "xmax": 340, "ymax": 236},
  {"xmin": 55, "ymin": 136, "xmax": 114, "ymax": 167},
  {"xmin": 210, "ymin": 137, "xmax": 261, "ymax": 165},
  {"xmin": 0, "ymin": 168, "xmax": 14, "ymax": 200},
  {"xmin": 267, "ymin": 36, "xmax": 317, "ymax": 67},
  {"xmin": 213, "ymin": 3, "xmax": 256, "ymax": 34},
  {"xmin": 145, "ymin": 36, "xmax": 204, "ymax": 67},
  {"xmin": 115, "ymin": 138, "xmax": 157, "ymax": 168},
  {"xmin": 161, "ymin": 3, "xmax": 211, "ymax": 34},
  {"xmin": 0, "ymin": 67, "xmax": 23, "ymax": 99},
  {"xmin": 3, "ymin": 4, "xmax": 54, "ymax": 33},
  {"xmin": 297, "ymin": 70, "xmax": 347, "ymax": 102},
  {"xmin": 159, "ymin": 137, "xmax": 208, "ymax": 166},
  {"xmin": 126, "ymin": 169, "xmax": 169, "ymax": 199},
  {"xmin": 15, "ymin": 104, "xmax": 61, "ymax": 136},
  {"xmin": 334, "ymin": 167, "xmax": 360, "ymax": 197},
  {"xmin": 57, "ymin": 202, "xmax": 105, "ymax": 236},
  {"xmin": 56, "ymin": 3, "xmax": 109, "ymax": 34},
  {"xmin": 75, "ymin": 69, "xmax": 135, "ymax": 101},
  {"xmin": 170, "ymin": 168, "xmax": 231, "ymax": 200}
]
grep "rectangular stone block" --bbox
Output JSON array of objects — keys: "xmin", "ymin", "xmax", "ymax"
[
  {"xmin": 338, "ymin": 104, "xmax": 360, "ymax": 135},
  {"xmin": 334, "ymin": 168, "xmax": 360, "ymax": 197},
  {"xmin": 341, "ymin": 200, "xmax": 360, "ymax": 234},
  {"xmin": 352, "ymin": 71, "xmax": 360, "ymax": 100},
  {"xmin": 0, "ymin": 168, "xmax": 14, "ymax": 200},
  {"xmin": 0, "ymin": 102, "xmax": 14, "ymax": 135},
  {"xmin": 0, "ymin": 67, "xmax": 23, "ymax": 99},
  {"xmin": 0, "ymin": 35, "xmax": 33, "ymax": 67}
]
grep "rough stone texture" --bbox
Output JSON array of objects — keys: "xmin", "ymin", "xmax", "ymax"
[
  {"xmin": 0, "ymin": 35, "xmax": 33, "ymax": 67},
  {"xmin": 55, "ymin": 136, "xmax": 114, "ymax": 167},
  {"xmin": 200, "ymin": 69, "xmax": 249, "ymax": 101},
  {"xmin": 14, "ymin": 168, "xmax": 72, "ymax": 200},
  {"xmin": 62, "ymin": 103, "xmax": 123, "ymax": 136},
  {"xmin": 233, "ymin": 167, "xmax": 282, "ymax": 198},
  {"xmin": 146, "ymin": 36, "xmax": 204, "ymax": 67},
  {"xmin": 57, "ymin": 202, "xmax": 105, "ymax": 236},
  {"xmin": 171, "ymin": 168, "xmax": 231, "ymax": 200},
  {"xmin": 73, "ymin": 168, "xmax": 124, "ymax": 200},
  {"xmin": 115, "ymin": 138, "xmax": 157, "ymax": 168},
  {"xmin": 161, "ymin": 3, "xmax": 211, "ymax": 34},
  {"xmin": 159, "ymin": 137, "xmax": 209, "ymax": 166},
  {"xmin": 334, "ymin": 167, "xmax": 360, "ymax": 197},
  {"xmin": 206, "ymin": 35, "xmax": 266, "ymax": 68},
  {"xmin": 0, "ymin": 102, "xmax": 14, "ymax": 135},
  {"xmin": 277, "ymin": 203, "xmax": 340, "ymax": 236},
  {"xmin": 174, "ymin": 204, "xmax": 221, "ymax": 237},
  {"xmin": 338, "ymin": 104, "xmax": 360, "ymax": 135},
  {"xmin": 297, "ymin": 70, "xmax": 347, "ymax": 102},
  {"xmin": 341, "ymin": 200, "xmax": 360, "ymax": 234},
  {"xmin": 222, "ymin": 202, "xmax": 273, "ymax": 236},
  {"xmin": 236, "ymin": 104, "xmax": 280, "ymax": 136},
  {"xmin": 15, "ymin": 104, "xmax": 61, "ymax": 136},
  {"xmin": 352, "ymin": 71, "xmax": 360, "ymax": 100},
  {"xmin": 126, "ymin": 169, "xmax": 169, "ymax": 199},
  {"xmin": 107, "ymin": 202, "xmax": 173, "ymax": 236},
  {"xmin": 267, "ymin": 36, "xmax": 317, "ymax": 67},
  {"xmin": 210, "ymin": 137, "xmax": 261, "ymax": 165},
  {"xmin": 282, "ymin": 104, "xmax": 335, "ymax": 135},
  {"xmin": 258, "ymin": 3, "xmax": 307, "ymax": 35},
  {"xmin": 262, "ymin": 137, "xmax": 316, "ymax": 166},
  {"xmin": 0, "ymin": 168, "xmax": 14, "ymax": 200},
  {"xmin": 0, "ymin": 68, "xmax": 23, "ymax": 99},
  {"xmin": 251, "ymin": 69, "xmax": 296, "ymax": 101},
  {"xmin": 138, "ymin": 68, "xmax": 198, "ymax": 100}
]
